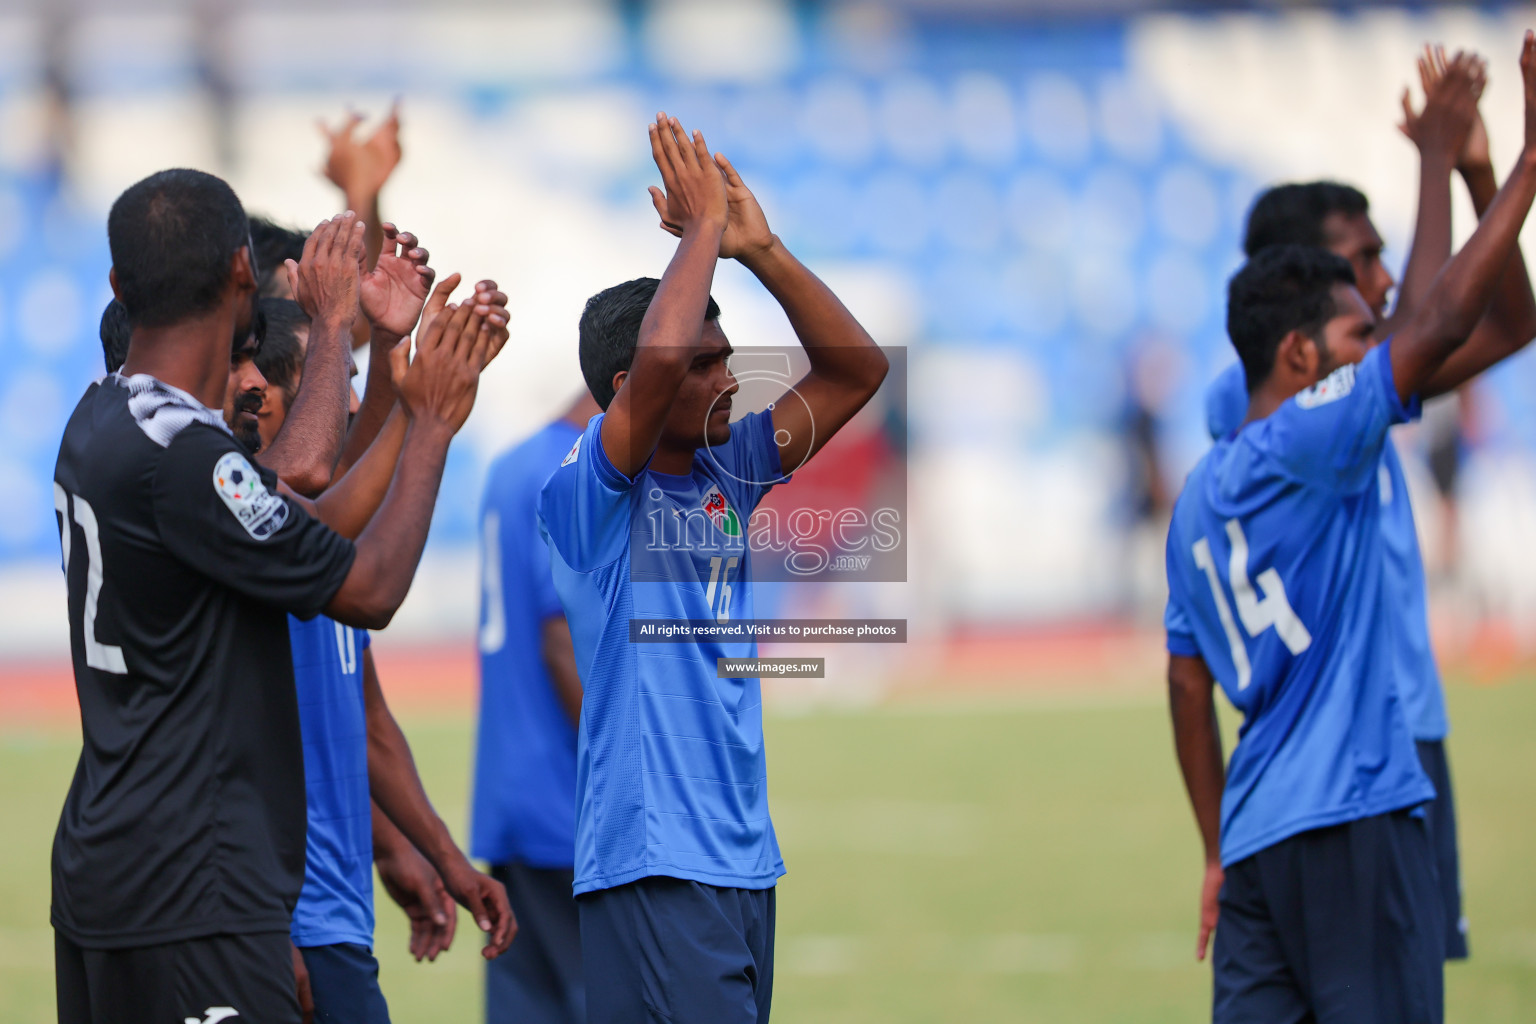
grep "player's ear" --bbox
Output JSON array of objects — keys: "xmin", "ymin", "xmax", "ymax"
[
  {"xmin": 1275, "ymin": 329, "xmax": 1319, "ymax": 384},
  {"xmin": 108, "ymin": 268, "xmax": 122, "ymax": 303},
  {"xmin": 611, "ymin": 369, "xmax": 628, "ymax": 398},
  {"xmin": 231, "ymin": 245, "xmax": 257, "ymax": 291}
]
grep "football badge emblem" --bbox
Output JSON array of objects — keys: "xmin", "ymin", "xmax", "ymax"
[
  {"xmin": 213, "ymin": 451, "xmax": 288, "ymax": 540},
  {"xmin": 701, "ymin": 488, "xmax": 741, "ymax": 536}
]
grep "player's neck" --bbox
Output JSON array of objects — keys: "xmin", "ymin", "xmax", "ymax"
[
  {"xmin": 648, "ymin": 441, "xmax": 697, "ymax": 476},
  {"xmin": 120, "ymin": 311, "xmax": 238, "ymax": 411},
  {"xmin": 1244, "ymin": 378, "xmax": 1304, "ymax": 428}
]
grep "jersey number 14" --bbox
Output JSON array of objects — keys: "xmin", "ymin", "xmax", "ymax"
[{"xmin": 1191, "ymin": 518, "xmax": 1311, "ymax": 690}]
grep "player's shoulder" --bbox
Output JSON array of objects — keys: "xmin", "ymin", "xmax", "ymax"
[{"xmin": 1204, "ymin": 362, "xmax": 1248, "ymax": 441}]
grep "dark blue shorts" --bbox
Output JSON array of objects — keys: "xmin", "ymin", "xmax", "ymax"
[
  {"xmin": 486, "ymin": 863, "xmax": 584, "ymax": 1024},
  {"xmin": 1417, "ymin": 739, "xmax": 1469, "ymax": 960},
  {"xmin": 579, "ymin": 876, "xmax": 775, "ymax": 1024},
  {"xmin": 299, "ymin": 943, "xmax": 391, "ymax": 1024},
  {"xmin": 1213, "ymin": 809, "xmax": 1444, "ymax": 1024}
]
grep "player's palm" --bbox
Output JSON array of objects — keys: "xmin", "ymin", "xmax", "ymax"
[
  {"xmin": 1521, "ymin": 31, "xmax": 1536, "ymax": 150},
  {"xmin": 650, "ymin": 152, "xmax": 775, "ymax": 261},
  {"xmin": 361, "ymin": 229, "xmax": 433, "ymax": 337},
  {"xmin": 322, "ymin": 107, "xmax": 402, "ymax": 199}
]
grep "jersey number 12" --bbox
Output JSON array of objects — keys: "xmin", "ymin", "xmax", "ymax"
[
  {"xmin": 1191, "ymin": 518, "xmax": 1311, "ymax": 690},
  {"xmin": 54, "ymin": 484, "xmax": 127, "ymax": 674}
]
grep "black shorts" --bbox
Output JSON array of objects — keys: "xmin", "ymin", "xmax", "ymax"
[
  {"xmin": 1213, "ymin": 809, "xmax": 1444, "ymax": 1024},
  {"xmin": 56, "ymin": 929, "xmax": 300, "ymax": 1024},
  {"xmin": 1417, "ymin": 739, "xmax": 1469, "ymax": 960}
]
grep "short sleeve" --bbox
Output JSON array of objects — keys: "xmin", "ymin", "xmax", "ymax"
[
  {"xmin": 1164, "ymin": 526, "xmax": 1200, "ymax": 657},
  {"xmin": 528, "ymin": 516, "xmax": 564, "ymax": 620},
  {"xmin": 702, "ymin": 411, "xmax": 790, "ymax": 513},
  {"xmin": 1256, "ymin": 342, "xmax": 1417, "ymax": 493},
  {"xmin": 537, "ymin": 414, "xmax": 633, "ymax": 573},
  {"xmin": 153, "ymin": 426, "xmax": 356, "ymax": 620},
  {"xmin": 1204, "ymin": 362, "xmax": 1248, "ymax": 441}
]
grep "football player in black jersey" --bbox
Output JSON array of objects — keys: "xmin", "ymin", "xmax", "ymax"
[{"xmin": 52, "ymin": 167, "xmax": 511, "ymax": 1024}]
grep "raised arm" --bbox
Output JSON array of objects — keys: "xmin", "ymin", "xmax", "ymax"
[
  {"xmin": 1168, "ymin": 653, "xmax": 1225, "ymax": 962},
  {"xmin": 362, "ymin": 649, "xmax": 516, "ymax": 959},
  {"xmin": 332, "ymin": 224, "xmax": 438, "ymax": 479},
  {"xmin": 257, "ymin": 214, "xmax": 361, "ymax": 495},
  {"xmin": 1391, "ymin": 32, "xmax": 1536, "ymax": 404},
  {"xmin": 324, "ymin": 292, "xmax": 507, "ymax": 629},
  {"xmin": 1382, "ymin": 48, "xmax": 1484, "ymax": 340},
  {"xmin": 320, "ymin": 105, "xmax": 401, "ymax": 272},
  {"xmin": 314, "ymin": 279, "xmax": 509, "ymax": 539},
  {"xmin": 600, "ymin": 113, "xmax": 727, "ymax": 479},
  {"xmin": 651, "ymin": 152, "xmax": 888, "ymax": 470},
  {"xmin": 1420, "ymin": 49, "xmax": 1536, "ymax": 396}
]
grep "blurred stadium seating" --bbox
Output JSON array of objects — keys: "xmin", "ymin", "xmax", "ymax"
[{"xmin": 6, "ymin": 1, "xmax": 1536, "ymax": 659}]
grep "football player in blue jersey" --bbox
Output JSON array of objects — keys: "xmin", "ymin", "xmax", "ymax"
[
  {"xmin": 1166, "ymin": 34, "xmax": 1536, "ymax": 1024},
  {"xmin": 473, "ymin": 390, "xmax": 602, "ymax": 1024},
  {"xmin": 537, "ymin": 113, "xmax": 888, "ymax": 1024},
  {"xmin": 1203, "ymin": 47, "xmax": 1536, "ymax": 968},
  {"xmin": 251, "ymin": 228, "xmax": 519, "ymax": 1021}
]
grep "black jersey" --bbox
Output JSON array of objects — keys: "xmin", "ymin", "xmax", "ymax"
[{"xmin": 50, "ymin": 373, "xmax": 356, "ymax": 948}]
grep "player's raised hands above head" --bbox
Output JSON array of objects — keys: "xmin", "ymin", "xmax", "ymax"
[
  {"xmin": 1521, "ymin": 30, "xmax": 1536, "ymax": 150},
  {"xmin": 390, "ymin": 280, "xmax": 506, "ymax": 435},
  {"xmin": 652, "ymin": 150, "xmax": 777, "ymax": 263},
  {"xmin": 320, "ymin": 104, "xmax": 403, "ymax": 201},
  {"xmin": 1398, "ymin": 46, "xmax": 1485, "ymax": 161},
  {"xmin": 285, "ymin": 211, "xmax": 366, "ymax": 327},
  {"xmin": 647, "ymin": 112, "xmax": 728, "ymax": 238},
  {"xmin": 360, "ymin": 223, "xmax": 435, "ymax": 339},
  {"xmin": 1416, "ymin": 44, "xmax": 1494, "ymax": 172}
]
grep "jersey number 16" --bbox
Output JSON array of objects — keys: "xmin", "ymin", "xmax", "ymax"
[{"xmin": 1191, "ymin": 518, "xmax": 1311, "ymax": 690}]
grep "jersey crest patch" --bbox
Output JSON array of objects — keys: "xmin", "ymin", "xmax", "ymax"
[
  {"xmin": 213, "ymin": 452, "xmax": 288, "ymax": 540},
  {"xmin": 1294, "ymin": 363, "xmax": 1357, "ymax": 410},
  {"xmin": 560, "ymin": 435, "xmax": 582, "ymax": 467},
  {"xmin": 702, "ymin": 487, "xmax": 741, "ymax": 536}
]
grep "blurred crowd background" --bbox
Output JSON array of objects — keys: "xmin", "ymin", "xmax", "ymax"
[{"xmin": 5, "ymin": 0, "xmax": 1536, "ymax": 666}]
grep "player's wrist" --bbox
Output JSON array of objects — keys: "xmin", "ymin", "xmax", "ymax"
[{"xmin": 736, "ymin": 234, "xmax": 784, "ymax": 269}]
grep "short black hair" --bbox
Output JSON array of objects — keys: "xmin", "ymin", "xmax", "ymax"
[
  {"xmin": 1242, "ymin": 182, "xmax": 1370, "ymax": 257},
  {"xmin": 250, "ymin": 216, "xmax": 308, "ymax": 297},
  {"xmin": 255, "ymin": 298, "xmax": 309, "ymax": 400},
  {"xmin": 100, "ymin": 299, "xmax": 131, "ymax": 374},
  {"xmin": 1226, "ymin": 245, "xmax": 1357, "ymax": 392},
  {"xmin": 578, "ymin": 277, "xmax": 721, "ymax": 410},
  {"xmin": 107, "ymin": 168, "xmax": 250, "ymax": 328}
]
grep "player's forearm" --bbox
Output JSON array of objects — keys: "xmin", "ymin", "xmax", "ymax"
[
  {"xmin": 1168, "ymin": 655, "xmax": 1224, "ymax": 864},
  {"xmin": 366, "ymin": 693, "xmax": 466, "ymax": 875},
  {"xmin": 325, "ymin": 420, "xmax": 451, "ymax": 629},
  {"xmin": 334, "ymin": 326, "xmax": 403, "ymax": 479},
  {"xmin": 312, "ymin": 409, "xmax": 407, "ymax": 539},
  {"xmin": 739, "ymin": 238, "xmax": 888, "ymax": 390},
  {"xmin": 260, "ymin": 311, "xmax": 354, "ymax": 496},
  {"xmin": 371, "ymin": 799, "xmax": 414, "ymax": 863},
  {"xmin": 1399, "ymin": 149, "xmax": 1536, "ymax": 393},
  {"xmin": 348, "ymin": 191, "xmax": 385, "ymax": 272},
  {"xmin": 540, "ymin": 615, "xmax": 583, "ymax": 726},
  {"xmin": 1383, "ymin": 151, "xmax": 1455, "ymax": 338}
]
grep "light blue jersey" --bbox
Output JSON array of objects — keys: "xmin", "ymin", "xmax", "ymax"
[
  {"xmin": 290, "ymin": 614, "xmax": 374, "ymax": 948},
  {"xmin": 473, "ymin": 420, "xmax": 582, "ymax": 869},
  {"xmin": 1168, "ymin": 344, "xmax": 1434, "ymax": 867},
  {"xmin": 538, "ymin": 412, "xmax": 789, "ymax": 896},
  {"xmin": 1205, "ymin": 361, "xmax": 1448, "ymax": 739}
]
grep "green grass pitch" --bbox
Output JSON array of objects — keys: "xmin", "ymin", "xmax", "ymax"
[{"xmin": 2, "ymin": 680, "xmax": 1534, "ymax": 1021}]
